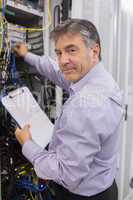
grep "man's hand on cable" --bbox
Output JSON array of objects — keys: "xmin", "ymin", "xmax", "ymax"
[
  {"xmin": 15, "ymin": 124, "xmax": 32, "ymax": 146},
  {"xmin": 13, "ymin": 43, "xmax": 28, "ymax": 57}
]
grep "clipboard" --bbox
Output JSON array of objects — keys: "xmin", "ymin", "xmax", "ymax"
[{"xmin": 1, "ymin": 86, "xmax": 54, "ymax": 148}]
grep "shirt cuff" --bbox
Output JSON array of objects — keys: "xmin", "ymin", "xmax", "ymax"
[{"xmin": 22, "ymin": 140, "xmax": 46, "ymax": 164}]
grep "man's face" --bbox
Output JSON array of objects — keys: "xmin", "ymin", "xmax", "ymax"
[{"xmin": 55, "ymin": 33, "xmax": 99, "ymax": 82}]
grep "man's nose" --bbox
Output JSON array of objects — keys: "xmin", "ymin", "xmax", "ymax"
[{"xmin": 59, "ymin": 53, "xmax": 69, "ymax": 65}]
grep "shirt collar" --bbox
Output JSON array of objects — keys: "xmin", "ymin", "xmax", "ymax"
[{"xmin": 69, "ymin": 61, "xmax": 104, "ymax": 95}]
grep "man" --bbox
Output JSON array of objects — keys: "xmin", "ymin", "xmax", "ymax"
[{"xmin": 14, "ymin": 18, "xmax": 124, "ymax": 200}]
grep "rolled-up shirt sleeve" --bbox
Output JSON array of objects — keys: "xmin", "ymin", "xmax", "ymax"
[
  {"xmin": 22, "ymin": 140, "xmax": 60, "ymax": 180},
  {"xmin": 24, "ymin": 52, "xmax": 70, "ymax": 91}
]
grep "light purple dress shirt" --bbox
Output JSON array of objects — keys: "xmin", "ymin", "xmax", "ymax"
[{"xmin": 22, "ymin": 52, "xmax": 124, "ymax": 197}]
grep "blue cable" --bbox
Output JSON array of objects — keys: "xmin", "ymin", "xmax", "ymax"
[
  {"xmin": 11, "ymin": 54, "xmax": 17, "ymax": 87},
  {"xmin": 2, "ymin": 0, "xmax": 6, "ymax": 17},
  {"xmin": 10, "ymin": 54, "xmax": 25, "ymax": 87},
  {"xmin": 16, "ymin": 177, "xmax": 47, "ymax": 192}
]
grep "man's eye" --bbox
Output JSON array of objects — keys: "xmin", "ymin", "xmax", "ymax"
[
  {"xmin": 69, "ymin": 49, "xmax": 77, "ymax": 53},
  {"xmin": 56, "ymin": 52, "xmax": 61, "ymax": 56}
]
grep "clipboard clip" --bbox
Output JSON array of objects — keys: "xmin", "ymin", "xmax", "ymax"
[{"xmin": 9, "ymin": 88, "xmax": 24, "ymax": 99}]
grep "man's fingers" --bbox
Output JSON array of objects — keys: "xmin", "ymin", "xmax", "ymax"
[
  {"xmin": 27, "ymin": 124, "xmax": 31, "ymax": 129},
  {"xmin": 13, "ymin": 47, "xmax": 18, "ymax": 53},
  {"xmin": 15, "ymin": 127, "xmax": 21, "ymax": 135},
  {"xmin": 12, "ymin": 46, "xmax": 20, "ymax": 56},
  {"xmin": 12, "ymin": 43, "xmax": 22, "ymax": 53},
  {"xmin": 23, "ymin": 124, "xmax": 31, "ymax": 130},
  {"xmin": 16, "ymin": 43, "xmax": 21, "ymax": 48},
  {"xmin": 15, "ymin": 124, "xmax": 30, "ymax": 135}
]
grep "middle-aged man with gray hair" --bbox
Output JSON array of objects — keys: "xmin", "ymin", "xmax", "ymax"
[{"xmin": 14, "ymin": 18, "xmax": 124, "ymax": 200}]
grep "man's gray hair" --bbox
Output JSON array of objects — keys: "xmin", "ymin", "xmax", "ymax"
[{"xmin": 50, "ymin": 18, "xmax": 101, "ymax": 60}]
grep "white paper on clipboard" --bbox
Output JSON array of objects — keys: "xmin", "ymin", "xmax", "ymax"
[{"xmin": 1, "ymin": 86, "xmax": 54, "ymax": 148}]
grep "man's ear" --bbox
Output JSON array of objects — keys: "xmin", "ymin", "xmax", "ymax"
[{"xmin": 92, "ymin": 44, "xmax": 100, "ymax": 61}]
